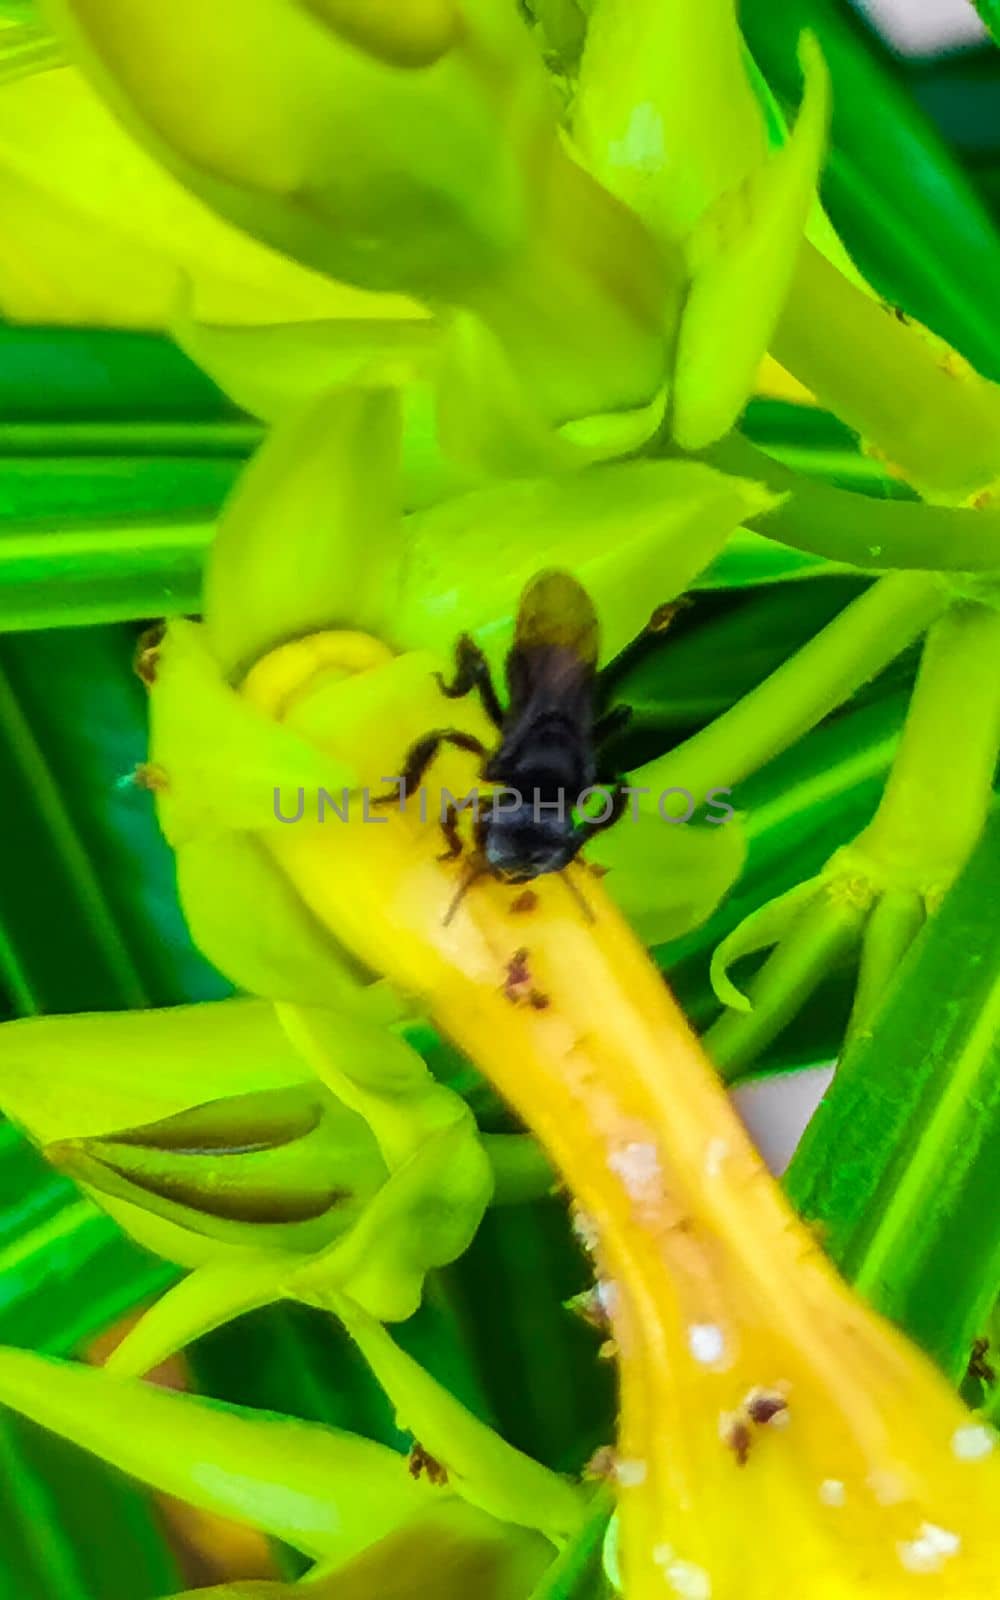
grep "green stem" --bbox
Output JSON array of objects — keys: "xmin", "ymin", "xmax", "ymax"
[
  {"xmin": 773, "ymin": 241, "xmax": 1000, "ymax": 501},
  {"xmin": 859, "ymin": 602, "xmax": 1000, "ymax": 884},
  {"xmin": 705, "ymin": 892, "xmax": 868, "ymax": 1082},
  {"xmin": 848, "ymin": 888, "xmax": 925, "ymax": 1040},
  {"xmin": 702, "ymin": 432, "xmax": 1000, "ymax": 571},
  {"xmin": 634, "ymin": 572, "xmax": 947, "ymax": 800},
  {"xmin": 325, "ymin": 1292, "xmax": 586, "ymax": 1539}
]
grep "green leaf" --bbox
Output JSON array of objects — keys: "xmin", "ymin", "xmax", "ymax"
[
  {"xmin": 0, "ymin": 326, "xmax": 239, "ymax": 423},
  {"xmin": 393, "ymin": 459, "xmax": 782, "ymax": 675},
  {"xmin": 590, "ymin": 811, "xmax": 747, "ymax": 948},
  {"xmin": 605, "ymin": 577, "xmax": 867, "ymax": 734},
  {"xmin": 972, "ymin": 1, "xmax": 1000, "ymax": 48},
  {"xmin": 0, "ymin": 1346, "xmax": 442, "ymax": 1560},
  {"xmin": 672, "ymin": 31, "xmax": 831, "ymax": 449},
  {"xmin": 786, "ymin": 805, "xmax": 1000, "ymax": 1380},
  {"xmin": 526, "ymin": 1487, "xmax": 612, "ymax": 1600},
  {"xmin": 0, "ymin": 1411, "xmax": 179, "ymax": 1600},
  {"xmin": 741, "ymin": 0, "xmax": 1000, "ymax": 377},
  {"xmin": 0, "ymin": 516, "xmax": 214, "ymax": 632},
  {"xmin": 0, "ymin": 625, "xmax": 226, "ymax": 1007}
]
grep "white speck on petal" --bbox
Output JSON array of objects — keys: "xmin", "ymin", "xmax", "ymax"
[
  {"xmin": 609, "ymin": 1140, "xmax": 661, "ymax": 1203},
  {"xmin": 665, "ymin": 1559, "xmax": 712, "ymax": 1599},
  {"xmin": 704, "ymin": 1138, "xmax": 729, "ymax": 1178},
  {"xmin": 616, "ymin": 1458, "xmax": 647, "ymax": 1488},
  {"xmin": 819, "ymin": 1479, "xmax": 846, "ymax": 1507},
  {"xmin": 952, "ymin": 1424, "xmax": 996, "ymax": 1461},
  {"xmin": 688, "ymin": 1323, "xmax": 725, "ymax": 1365},
  {"xmin": 597, "ymin": 1278, "xmax": 619, "ymax": 1320},
  {"xmin": 898, "ymin": 1524, "xmax": 961, "ymax": 1574},
  {"xmin": 608, "ymin": 102, "xmax": 665, "ymax": 174}
]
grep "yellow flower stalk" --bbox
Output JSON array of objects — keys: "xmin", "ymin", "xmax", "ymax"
[{"xmin": 144, "ymin": 613, "xmax": 1000, "ymax": 1598}]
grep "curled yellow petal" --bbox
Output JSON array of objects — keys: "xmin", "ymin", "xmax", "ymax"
[{"xmin": 227, "ymin": 627, "xmax": 1000, "ymax": 1600}]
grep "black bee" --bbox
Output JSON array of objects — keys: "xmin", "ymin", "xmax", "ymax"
[{"xmin": 379, "ymin": 571, "xmax": 639, "ymax": 911}]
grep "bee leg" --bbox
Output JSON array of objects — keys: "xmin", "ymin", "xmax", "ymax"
[
  {"xmin": 435, "ymin": 635, "xmax": 505, "ymax": 729},
  {"xmin": 372, "ymin": 729, "xmax": 488, "ymax": 808},
  {"xmin": 593, "ymin": 703, "xmax": 633, "ymax": 748},
  {"xmin": 438, "ymin": 802, "xmax": 464, "ymax": 861}
]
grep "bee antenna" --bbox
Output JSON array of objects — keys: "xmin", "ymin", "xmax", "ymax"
[
  {"xmin": 443, "ymin": 857, "xmax": 488, "ymax": 927},
  {"xmin": 562, "ymin": 868, "xmax": 595, "ymax": 924}
]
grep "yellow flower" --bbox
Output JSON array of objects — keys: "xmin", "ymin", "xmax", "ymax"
[
  {"xmin": 134, "ymin": 390, "xmax": 998, "ymax": 1600},
  {"xmin": 234, "ymin": 645, "xmax": 999, "ymax": 1597}
]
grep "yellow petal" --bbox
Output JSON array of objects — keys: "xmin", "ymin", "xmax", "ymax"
[{"xmin": 241, "ymin": 628, "xmax": 1000, "ymax": 1599}]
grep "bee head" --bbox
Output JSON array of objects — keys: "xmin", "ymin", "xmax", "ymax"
[{"xmin": 482, "ymin": 800, "xmax": 579, "ymax": 882}]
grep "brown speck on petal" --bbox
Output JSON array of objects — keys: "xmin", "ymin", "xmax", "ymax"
[
  {"xmin": 746, "ymin": 1388, "xmax": 789, "ymax": 1426},
  {"xmin": 408, "ymin": 1442, "xmax": 448, "ymax": 1486},
  {"xmin": 720, "ymin": 1412, "xmax": 752, "ymax": 1467},
  {"xmin": 503, "ymin": 947, "xmax": 532, "ymax": 1003},
  {"xmin": 132, "ymin": 762, "xmax": 170, "ymax": 793},
  {"xmin": 510, "ymin": 889, "xmax": 539, "ymax": 914},
  {"xmin": 134, "ymin": 621, "xmax": 166, "ymax": 686}
]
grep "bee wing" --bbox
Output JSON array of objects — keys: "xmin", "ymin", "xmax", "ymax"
[{"xmin": 514, "ymin": 570, "xmax": 599, "ymax": 667}]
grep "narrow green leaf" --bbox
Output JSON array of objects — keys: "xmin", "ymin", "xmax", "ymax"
[
  {"xmin": 526, "ymin": 1487, "xmax": 612, "ymax": 1600},
  {"xmin": 786, "ymin": 806, "xmax": 1000, "ymax": 1379},
  {"xmin": 0, "ymin": 1347, "xmax": 441, "ymax": 1560},
  {"xmin": 0, "ymin": 649, "xmax": 148, "ymax": 1011},
  {"xmin": 972, "ymin": 1, "xmax": 1000, "ymax": 48},
  {"xmin": 0, "ymin": 327, "xmax": 240, "ymax": 423},
  {"xmin": 741, "ymin": 0, "xmax": 1000, "ymax": 376},
  {"xmin": 0, "ymin": 1412, "xmax": 179, "ymax": 1600}
]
